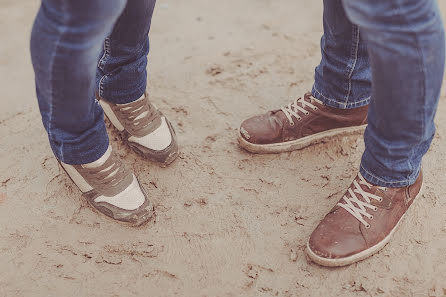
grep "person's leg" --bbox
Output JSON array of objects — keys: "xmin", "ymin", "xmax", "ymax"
[
  {"xmin": 30, "ymin": 0, "xmax": 154, "ymax": 225},
  {"xmin": 307, "ymin": 0, "xmax": 445, "ymax": 267},
  {"xmin": 238, "ymin": 0, "xmax": 370, "ymax": 154},
  {"xmin": 96, "ymin": 0, "xmax": 156, "ymax": 103},
  {"xmin": 31, "ymin": 0, "xmax": 126, "ymax": 165},
  {"xmin": 312, "ymin": 0, "xmax": 371, "ymax": 109},
  {"xmin": 345, "ymin": 0, "xmax": 445, "ymax": 187},
  {"xmin": 95, "ymin": 0, "xmax": 179, "ymax": 166}
]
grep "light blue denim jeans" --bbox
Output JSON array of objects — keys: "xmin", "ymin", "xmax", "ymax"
[
  {"xmin": 312, "ymin": 0, "xmax": 445, "ymax": 187},
  {"xmin": 31, "ymin": 0, "xmax": 156, "ymax": 165}
]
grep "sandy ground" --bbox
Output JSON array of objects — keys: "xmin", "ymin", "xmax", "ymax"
[{"xmin": 1, "ymin": 0, "xmax": 446, "ymax": 296}]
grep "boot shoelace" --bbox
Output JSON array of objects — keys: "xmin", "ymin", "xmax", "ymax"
[
  {"xmin": 337, "ymin": 173, "xmax": 387, "ymax": 228},
  {"xmin": 281, "ymin": 94, "xmax": 322, "ymax": 126}
]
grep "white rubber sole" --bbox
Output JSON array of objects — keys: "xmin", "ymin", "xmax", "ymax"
[
  {"xmin": 306, "ymin": 183, "xmax": 425, "ymax": 267},
  {"xmin": 238, "ymin": 124, "xmax": 367, "ymax": 154}
]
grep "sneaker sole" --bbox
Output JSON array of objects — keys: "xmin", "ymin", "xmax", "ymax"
[
  {"xmin": 128, "ymin": 141, "xmax": 178, "ymax": 168},
  {"xmin": 238, "ymin": 124, "xmax": 367, "ymax": 154},
  {"xmin": 59, "ymin": 162, "xmax": 155, "ymax": 227},
  {"xmin": 87, "ymin": 197, "xmax": 155, "ymax": 227},
  {"xmin": 306, "ymin": 183, "xmax": 425, "ymax": 267}
]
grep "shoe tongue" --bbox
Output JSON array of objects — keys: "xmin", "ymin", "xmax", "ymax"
[
  {"xmin": 289, "ymin": 94, "xmax": 313, "ymax": 112},
  {"xmin": 353, "ymin": 175, "xmax": 385, "ymax": 199},
  {"xmin": 303, "ymin": 93, "xmax": 324, "ymax": 106},
  {"xmin": 302, "ymin": 93, "xmax": 315, "ymax": 104}
]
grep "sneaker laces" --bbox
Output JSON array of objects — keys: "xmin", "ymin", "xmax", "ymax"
[
  {"xmin": 280, "ymin": 93, "xmax": 322, "ymax": 125},
  {"xmin": 117, "ymin": 97, "xmax": 157, "ymax": 133},
  {"xmin": 78, "ymin": 154, "xmax": 129, "ymax": 192},
  {"xmin": 337, "ymin": 173, "xmax": 386, "ymax": 228}
]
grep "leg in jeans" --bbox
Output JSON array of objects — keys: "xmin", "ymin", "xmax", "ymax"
[
  {"xmin": 96, "ymin": 0, "xmax": 157, "ymax": 104},
  {"xmin": 31, "ymin": 0, "xmax": 155, "ymax": 225},
  {"xmin": 31, "ymin": 0, "xmax": 127, "ymax": 164},
  {"xmin": 312, "ymin": 0, "xmax": 371, "ymax": 109},
  {"xmin": 307, "ymin": 0, "xmax": 444, "ymax": 267},
  {"xmin": 343, "ymin": 0, "xmax": 445, "ymax": 187},
  {"xmin": 94, "ymin": 0, "xmax": 179, "ymax": 165},
  {"xmin": 237, "ymin": 0, "xmax": 371, "ymax": 154}
]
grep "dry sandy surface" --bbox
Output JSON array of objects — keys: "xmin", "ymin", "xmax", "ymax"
[{"xmin": 2, "ymin": 0, "xmax": 446, "ymax": 296}]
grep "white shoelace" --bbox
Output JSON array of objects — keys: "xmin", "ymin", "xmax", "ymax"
[
  {"xmin": 280, "ymin": 94, "xmax": 322, "ymax": 125},
  {"xmin": 337, "ymin": 173, "xmax": 387, "ymax": 228}
]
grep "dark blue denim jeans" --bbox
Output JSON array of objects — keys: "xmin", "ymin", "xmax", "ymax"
[
  {"xmin": 312, "ymin": 0, "xmax": 445, "ymax": 187},
  {"xmin": 31, "ymin": 0, "xmax": 156, "ymax": 165},
  {"xmin": 31, "ymin": 0, "xmax": 444, "ymax": 187}
]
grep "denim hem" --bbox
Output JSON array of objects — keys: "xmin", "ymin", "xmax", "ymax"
[
  {"xmin": 52, "ymin": 134, "xmax": 110, "ymax": 165},
  {"xmin": 98, "ymin": 78, "xmax": 146, "ymax": 104},
  {"xmin": 359, "ymin": 163, "xmax": 421, "ymax": 188},
  {"xmin": 311, "ymin": 84, "xmax": 370, "ymax": 109}
]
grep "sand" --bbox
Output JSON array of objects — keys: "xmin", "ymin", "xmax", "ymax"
[{"xmin": 1, "ymin": 0, "xmax": 446, "ymax": 296}]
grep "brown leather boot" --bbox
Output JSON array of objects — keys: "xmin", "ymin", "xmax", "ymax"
[
  {"xmin": 238, "ymin": 93, "xmax": 368, "ymax": 153},
  {"xmin": 307, "ymin": 171, "xmax": 423, "ymax": 267}
]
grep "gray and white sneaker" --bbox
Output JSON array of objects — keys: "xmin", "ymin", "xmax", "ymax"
[
  {"xmin": 98, "ymin": 93, "xmax": 178, "ymax": 167},
  {"xmin": 60, "ymin": 146, "xmax": 154, "ymax": 226}
]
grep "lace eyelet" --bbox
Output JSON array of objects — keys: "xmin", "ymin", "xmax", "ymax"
[
  {"xmin": 297, "ymin": 117, "xmax": 302, "ymax": 121},
  {"xmin": 305, "ymin": 112, "xmax": 310, "ymax": 115},
  {"xmin": 365, "ymin": 224, "xmax": 371, "ymax": 229},
  {"xmin": 373, "ymin": 207, "xmax": 378, "ymax": 211},
  {"xmin": 289, "ymin": 121, "xmax": 295, "ymax": 126},
  {"xmin": 379, "ymin": 198, "xmax": 383, "ymax": 202},
  {"xmin": 313, "ymin": 107, "xmax": 318, "ymax": 111},
  {"xmin": 370, "ymin": 215, "xmax": 374, "ymax": 220}
]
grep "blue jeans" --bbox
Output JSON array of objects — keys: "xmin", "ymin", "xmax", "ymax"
[
  {"xmin": 312, "ymin": 0, "xmax": 445, "ymax": 187},
  {"xmin": 31, "ymin": 0, "xmax": 156, "ymax": 165}
]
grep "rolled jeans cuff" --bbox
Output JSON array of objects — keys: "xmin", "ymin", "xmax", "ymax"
[
  {"xmin": 311, "ymin": 84, "xmax": 370, "ymax": 110},
  {"xmin": 359, "ymin": 156, "xmax": 421, "ymax": 188},
  {"xmin": 98, "ymin": 74, "xmax": 147, "ymax": 104},
  {"xmin": 50, "ymin": 124, "xmax": 110, "ymax": 165}
]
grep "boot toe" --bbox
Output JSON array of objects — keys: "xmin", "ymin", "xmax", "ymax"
[
  {"xmin": 308, "ymin": 211, "xmax": 367, "ymax": 261},
  {"xmin": 239, "ymin": 113, "xmax": 283, "ymax": 145}
]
